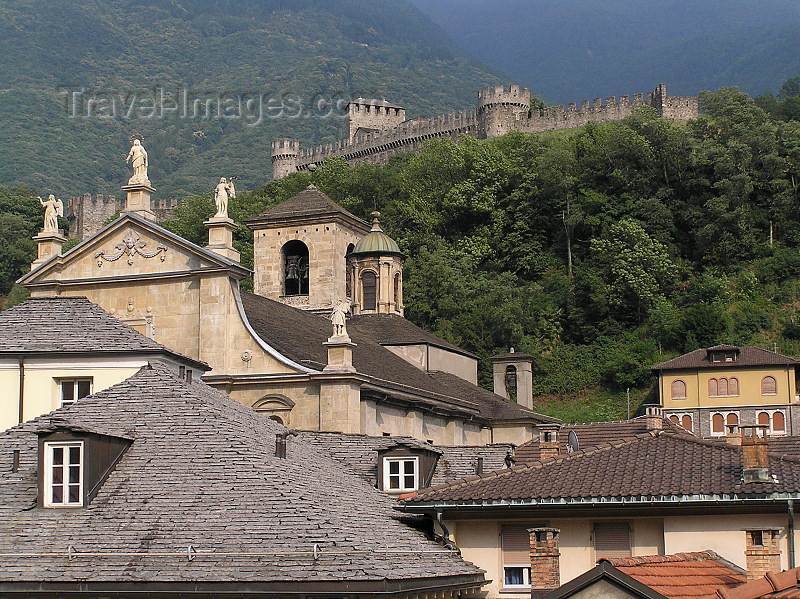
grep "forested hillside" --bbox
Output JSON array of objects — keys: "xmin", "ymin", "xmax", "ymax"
[
  {"xmin": 4, "ymin": 85, "xmax": 800, "ymax": 422},
  {"xmin": 0, "ymin": 0, "xmax": 502, "ymax": 198}
]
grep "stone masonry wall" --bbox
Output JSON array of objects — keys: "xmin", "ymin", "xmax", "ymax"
[
  {"xmin": 66, "ymin": 193, "xmax": 176, "ymax": 240},
  {"xmin": 272, "ymin": 83, "xmax": 699, "ymax": 180}
]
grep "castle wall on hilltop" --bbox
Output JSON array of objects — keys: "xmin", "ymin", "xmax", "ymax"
[
  {"xmin": 66, "ymin": 194, "xmax": 177, "ymax": 240},
  {"xmin": 271, "ymin": 83, "xmax": 698, "ymax": 180}
]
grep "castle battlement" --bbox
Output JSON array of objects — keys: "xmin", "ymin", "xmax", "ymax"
[{"xmin": 271, "ymin": 82, "xmax": 698, "ymax": 179}]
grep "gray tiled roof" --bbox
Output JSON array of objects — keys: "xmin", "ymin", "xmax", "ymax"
[
  {"xmin": 248, "ymin": 185, "xmax": 368, "ymax": 227},
  {"xmin": 0, "ymin": 297, "xmax": 207, "ymax": 369},
  {"xmin": 349, "ymin": 313, "xmax": 476, "ymax": 357},
  {"xmin": 0, "ymin": 364, "xmax": 483, "ymax": 591},
  {"xmin": 296, "ymin": 431, "xmax": 512, "ymax": 489},
  {"xmin": 652, "ymin": 346, "xmax": 797, "ymax": 371},
  {"xmin": 240, "ymin": 291, "xmax": 557, "ymax": 424},
  {"xmin": 401, "ymin": 432, "xmax": 800, "ymax": 504}
]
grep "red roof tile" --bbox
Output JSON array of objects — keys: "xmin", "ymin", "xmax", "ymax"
[{"xmin": 718, "ymin": 568, "xmax": 800, "ymax": 599}]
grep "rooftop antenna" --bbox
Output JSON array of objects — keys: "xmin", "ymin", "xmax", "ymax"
[{"xmin": 567, "ymin": 430, "xmax": 579, "ymax": 454}]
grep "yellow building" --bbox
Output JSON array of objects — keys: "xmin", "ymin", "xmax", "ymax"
[
  {"xmin": 652, "ymin": 345, "xmax": 799, "ymax": 437},
  {"xmin": 0, "ymin": 296, "xmax": 208, "ymax": 431}
]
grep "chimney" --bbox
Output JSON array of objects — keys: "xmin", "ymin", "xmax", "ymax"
[
  {"xmin": 275, "ymin": 430, "xmax": 298, "ymax": 458},
  {"xmin": 741, "ymin": 425, "xmax": 770, "ymax": 483},
  {"xmin": 539, "ymin": 426, "xmax": 560, "ymax": 460},
  {"xmin": 726, "ymin": 423, "xmax": 742, "ymax": 446},
  {"xmin": 645, "ymin": 405, "xmax": 663, "ymax": 430},
  {"xmin": 744, "ymin": 529, "xmax": 781, "ymax": 581},
  {"xmin": 529, "ymin": 527, "xmax": 561, "ymax": 591}
]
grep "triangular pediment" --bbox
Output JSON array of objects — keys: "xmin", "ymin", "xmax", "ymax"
[{"xmin": 20, "ymin": 213, "xmax": 249, "ymax": 288}]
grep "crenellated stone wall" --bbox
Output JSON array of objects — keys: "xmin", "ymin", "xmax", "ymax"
[
  {"xmin": 272, "ymin": 83, "xmax": 698, "ymax": 180},
  {"xmin": 66, "ymin": 194, "xmax": 177, "ymax": 240}
]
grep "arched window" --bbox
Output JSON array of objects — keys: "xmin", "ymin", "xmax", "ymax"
[
  {"xmin": 726, "ymin": 412, "xmax": 739, "ymax": 428},
  {"xmin": 729, "ymin": 377, "xmax": 739, "ymax": 396},
  {"xmin": 671, "ymin": 380, "xmax": 687, "ymax": 400},
  {"xmin": 773, "ymin": 411, "xmax": 786, "ymax": 433},
  {"xmin": 345, "ymin": 244, "xmax": 355, "ymax": 300},
  {"xmin": 762, "ymin": 376, "xmax": 777, "ymax": 395},
  {"xmin": 681, "ymin": 414, "xmax": 693, "ymax": 431},
  {"xmin": 758, "ymin": 411, "xmax": 770, "ymax": 427},
  {"xmin": 719, "ymin": 378, "xmax": 729, "ymax": 396},
  {"xmin": 505, "ymin": 365, "xmax": 517, "ymax": 401},
  {"xmin": 362, "ymin": 271, "xmax": 377, "ymax": 311},
  {"xmin": 393, "ymin": 272, "xmax": 401, "ymax": 310},
  {"xmin": 282, "ymin": 240, "xmax": 309, "ymax": 296},
  {"xmin": 708, "ymin": 378, "xmax": 718, "ymax": 396},
  {"xmin": 269, "ymin": 415, "xmax": 284, "ymax": 425},
  {"xmin": 669, "ymin": 415, "xmax": 679, "ymax": 424},
  {"xmin": 712, "ymin": 413, "xmax": 724, "ymax": 434}
]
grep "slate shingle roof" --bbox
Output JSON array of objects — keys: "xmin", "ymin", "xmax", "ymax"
[
  {"xmin": 0, "ymin": 297, "xmax": 207, "ymax": 369},
  {"xmin": 607, "ymin": 552, "xmax": 746, "ymax": 599},
  {"xmin": 240, "ymin": 291, "xmax": 557, "ymax": 424},
  {"xmin": 652, "ymin": 346, "xmax": 797, "ymax": 371},
  {"xmin": 297, "ymin": 431, "xmax": 512, "ymax": 488},
  {"xmin": 401, "ymin": 431, "xmax": 800, "ymax": 504},
  {"xmin": 349, "ymin": 313, "xmax": 475, "ymax": 357},
  {"xmin": 0, "ymin": 364, "xmax": 484, "ymax": 592},
  {"xmin": 248, "ymin": 185, "xmax": 368, "ymax": 226},
  {"xmin": 514, "ymin": 417, "xmax": 689, "ymax": 463}
]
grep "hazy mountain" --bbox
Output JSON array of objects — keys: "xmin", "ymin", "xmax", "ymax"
[
  {"xmin": 0, "ymin": 0, "xmax": 504, "ymax": 199},
  {"xmin": 408, "ymin": 0, "xmax": 800, "ymax": 104}
]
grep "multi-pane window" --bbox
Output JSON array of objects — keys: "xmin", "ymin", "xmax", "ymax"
[
  {"xmin": 668, "ymin": 413, "xmax": 693, "ymax": 432},
  {"xmin": 711, "ymin": 411, "xmax": 739, "ymax": 436},
  {"xmin": 501, "ymin": 524, "xmax": 545, "ymax": 588},
  {"xmin": 383, "ymin": 457, "xmax": 417, "ymax": 492},
  {"xmin": 758, "ymin": 410, "xmax": 786, "ymax": 435},
  {"xmin": 44, "ymin": 441, "xmax": 83, "ymax": 507},
  {"xmin": 60, "ymin": 379, "xmax": 92, "ymax": 407},
  {"xmin": 708, "ymin": 377, "xmax": 739, "ymax": 397}
]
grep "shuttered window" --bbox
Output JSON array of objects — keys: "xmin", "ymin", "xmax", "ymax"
[
  {"xmin": 593, "ymin": 522, "xmax": 631, "ymax": 559},
  {"xmin": 671, "ymin": 380, "xmax": 687, "ymax": 400},
  {"xmin": 502, "ymin": 523, "xmax": 547, "ymax": 588},
  {"xmin": 762, "ymin": 376, "xmax": 777, "ymax": 395}
]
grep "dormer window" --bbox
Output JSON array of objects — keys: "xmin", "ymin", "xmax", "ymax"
[
  {"xmin": 44, "ymin": 441, "xmax": 83, "ymax": 507},
  {"xmin": 384, "ymin": 456, "xmax": 418, "ymax": 492}
]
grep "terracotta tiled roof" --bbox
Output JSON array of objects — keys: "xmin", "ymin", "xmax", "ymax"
[
  {"xmin": 240, "ymin": 291, "xmax": 558, "ymax": 424},
  {"xmin": 401, "ymin": 431, "xmax": 800, "ymax": 504},
  {"xmin": 718, "ymin": 568, "xmax": 800, "ymax": 599},
  {"xmin": 652, "ymin": 346, "xmax": 796, "ymax": 371},
  {"xmin": 0, "ymin": 297, "xmax": 207, "ymax": 370},
  {"xmin": 0, "ymin": 364, "xmax": 484, "ymax": 592},
  {"xmin": 606, "ymin": 552, "xmax": 746, "ymax": 599},
  {"xmin": 514, "ymin": 417, "xmax": 689, "ymax": 463}
]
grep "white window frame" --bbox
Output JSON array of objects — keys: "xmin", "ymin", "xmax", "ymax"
[
  {"xmin": 710, "ymin": 411, "xmax": 739, "ymax": 436},
  {"xmin": 44, "ymin": 441, "xmax": 84, "ymax": 507},
  {"xmin": 502, "ymin": 565, "xmax": 532, "ymax": 589},
  {"xmin": 59, "ymin": 378, "xmax": 93, "ymax": 407},
  {"xmin": 383, "ymin": 456, "xmax": 418, "ymax": 492},
  {"xmin": 757, "ymin": 409, "xmax": 787, "ymax": 436},
  {"xmin": 668, "ymin": 412, "xmax": 694, "ymax": 432}
]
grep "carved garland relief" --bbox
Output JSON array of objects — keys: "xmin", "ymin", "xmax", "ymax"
[{"xmin": 95, "ymin": 231, "xmax": 167, "ymax": 266}]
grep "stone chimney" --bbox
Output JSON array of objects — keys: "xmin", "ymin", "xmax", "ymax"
[
  {"xmin": 645, "ymin": 405, "xmax": 663, "ymax": 430},
  {"xmin": 726, "ymin": 423, "xmax": 742, "ymax": 446},
  {"xmin": 741, "ymin": 425, "xmax": 770, "ymax": 483},
  {"xmin": 539, "ymin": 426, "xmax": 560, "ymax": 461},
  {"xmin": 529, "ymin": 527, "xmax": 561, "ymax": 591},
  {"xmin": 744, "ymin": 529, "xmax": 782, "ymax": 581}
]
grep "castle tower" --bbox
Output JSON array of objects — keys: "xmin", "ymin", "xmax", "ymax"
[
  {"xmin": 348, "ymin": 212, "xmax": 404, "ymax": 316},
  {"xmin": 246, "ymin": 185, "xmax": 371, "ymax": 313},
  {"xmin": 478, "ymin": 84, "xmax": 531, "ymax": 138},
  {"xmin": 271, "ymin": 138, "xmax": 300, "ymax": 180},
  {"xmin": 347, "ymin": 98, "xmax": 406, "ymax": 141}
]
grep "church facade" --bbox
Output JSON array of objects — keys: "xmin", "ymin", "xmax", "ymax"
[{"xmin": 19, "ymin": 174, "xmax": 556, "ymax": 446}]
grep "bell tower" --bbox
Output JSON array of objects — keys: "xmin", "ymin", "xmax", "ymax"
[
  {"xmin": 348, "ymin": 212, "xmax": 405, "ymax": 316},
  {"xmin": 246, "ymin": 185, "xmax": 370, "ymax": 313}
]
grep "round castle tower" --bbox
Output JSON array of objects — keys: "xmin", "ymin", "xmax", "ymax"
[
  {"xmin": 478, "ymin": 84, "xmax": 531, "ymax": 138},
  {"xmin": 271, "ymin": 138, "xmax": 299, "ymax": 180}
]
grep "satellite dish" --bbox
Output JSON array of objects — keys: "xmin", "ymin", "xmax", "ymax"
[{"xmin": 567, "ymin": 430, "xmax": 579, "ymax": 453}]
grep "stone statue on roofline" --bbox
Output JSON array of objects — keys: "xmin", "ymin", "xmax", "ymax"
[
  {"xmin": 214, "ymin": 176, "xmax": 236, "ymax": 219},
  {"xmin": 125, "ymin": 138, "xmax": 149, "ymax": 185},
  {"xmin": 38, "ymin": 194, "xmax": 63, "ymax": 233},
  {"xmin": 330, "ymin": 299, "xmax": 350, "ymax": 338}
]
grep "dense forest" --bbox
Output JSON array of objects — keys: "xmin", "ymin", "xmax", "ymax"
[{"xmin": 3, "ymin": 83, "xmax": 800, "ymax": 423}]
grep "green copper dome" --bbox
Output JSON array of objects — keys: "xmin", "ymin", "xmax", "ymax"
[{"xmin": 352, "ymin": 212, "xmax": 403, "ymax": 255}]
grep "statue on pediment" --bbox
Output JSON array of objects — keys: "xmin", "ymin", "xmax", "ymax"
[
  {"xmin": 38, "ymin": 194, "xmax": 63, "ymax": 233},
  {"xmin": 214, "ymin": 177, "xmax": 236, "ymax": 218},
  {"xmin": 330, "ymin": 299, "xmax": 350, "ymax": 338},
  {"xmin": 126, "ymin": 139, "xmax": 149, "ymax": 184}
]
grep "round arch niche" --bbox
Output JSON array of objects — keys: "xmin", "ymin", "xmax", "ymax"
[{"xmin": 282, "ymin": 240, "xmax": 309, "ymax": 296}]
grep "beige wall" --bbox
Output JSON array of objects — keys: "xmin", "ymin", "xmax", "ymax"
[
  {"xmin": 448, "ymin": 516, "xmax": 664, "ymax": 599},
  {"xmin": 384, "ymin": 344, "xmax": 478, "ymax": 385},
  {"xmin": 661, "ymin": 366, "xmax": 797, "ymax": 409},
  {"xmin": 0, "ymin": 356, "xmax": 186, "ymax": 431},
  {"xmin": 568, "ymin": 578, "xmax": 641, "ymax": 599},
  {"xmin": 663, "ymin": 513, "xmax": 794, "ymax": 570}
]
